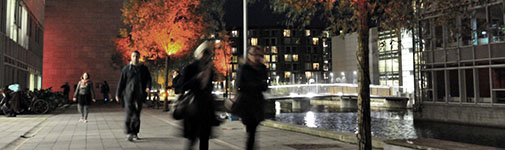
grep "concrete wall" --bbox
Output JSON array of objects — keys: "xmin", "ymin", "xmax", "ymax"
[
  {"xmin": 415, "ymin": 103, "xmax": 505, "ymax": 128},
  {"xmin": 331, "ymin": 27, "xmax": 379, "ymax": 84},
  {"xmin": 43, "ymin": 0, "xmax": 123, "ymax": 97}
]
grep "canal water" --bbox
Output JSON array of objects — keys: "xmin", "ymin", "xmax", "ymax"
[{"xmin": 272, "ymin": 103, "xmax": 505, "ymax": 148}]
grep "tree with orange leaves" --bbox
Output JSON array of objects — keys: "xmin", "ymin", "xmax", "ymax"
[
  {"xmin": 116, "ymin": 0, "xmax": 233, "ymax": 94},
  {"xmin": 117, "ymin": 0, "xmax": 204, "ymax": 61},
  {"xmin": 116, "ymin": 0, "xmax": 232, "ymax": 74}
]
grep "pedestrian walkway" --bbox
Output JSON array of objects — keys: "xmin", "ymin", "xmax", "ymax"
[{"xmin": 3, "ymin": 104, "xmax": 358, "ymax": 150}]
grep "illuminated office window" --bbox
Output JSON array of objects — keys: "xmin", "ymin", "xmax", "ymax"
[
  {"xmin": 284, "ymin": 71, "xmax": 292, "ymax": 78},
  {"xmin": 251, "ymin": 38, "xmax": 258, "ymax": 46},
  {"xmin": 284, "ymin": 54, "xmax": 292, "ymax": 62},
  {"xmin": 264, "ymin": 55, "xmax": 271, "ymax": 62},
  {"xmin": 271, "ymin": 46, "xmax": 278, "ymax": 53},
  {"xmin": 313, "ymin": 63, "xmax": 320, "ymax": 70},
  {"xmin": 272, "ymin": 55, "xmax": 278, "ymax": 62},
  {"xmin": 293, "ymin": 54, "xmax": 299, "ymax": 62},
  {"xmin": 231, "ymin": 30, "xmax": 239, "ymax": 37},
  {"xmin": 232, "ymin": 47, "xmax": 237, "ymax": 53},
  {"xmin": 312, "ymin": 37, "xmax": 319, "ymax": 45},
  {"xmin": 305, "ymin": 30, "xmax": 311, "ymax": 36},
  {"xmin": 283, "ymin": 29, "xmax": 291, "ymax": 37}
]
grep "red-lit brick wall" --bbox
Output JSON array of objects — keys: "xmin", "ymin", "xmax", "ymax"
[{"xmin": 43, "ymin": 0, "xmax": 124, "ymax": 98}]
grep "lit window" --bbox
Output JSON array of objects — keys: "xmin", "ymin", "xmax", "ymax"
[
  {"xmin": 283, "ymin": 29, "xmax": 291, "ymax": 37},
  {"xmin": 305, "ymin": 72, "xmax": 313, "ymax": 79},
  {"xmin": 232, "ymin": 47, "xmax": 237, "ymax": 53},
  {"xmin": 231, "ymin": 30, "xmax": 239, "ymax": 37},
  {"xmin": 251, "ymin": 38, "xmax": 258, "ymax": 46},
  {"xmin": 312, "ymin": 38, "xmax": 319, "ymax": 45},
  {"xmin": 284, "ymin": 72, "xmax": 292, "ymax": 78},
  {"xmin": 264, "ymin": 55, "xmax": 271, "ymax": 62},
  {"xmin": 232, "ymin": 72, "xmax": 236, "ymax": 78},
  {"xmin": 324, "ymin": 60, "xmax": 328, "ymax": 64},
  {"xmin": 232, "ymin": 56, "xmax": 238, "ymax": 63},
  {"xmin": 323, "ymin": 31, "xmax": 330, "ymax": 38},
  {"xmin": 270, "ymin": 63, "xmax": 276, "ymax": 70},
  {"xmin": 271, "ymin": 46, "xmax": 278, "ymax": 53},
  {"xmin": 233, "ymin": 64, "xmax": 238, "ymax": 71},
  {"xmin": 323, "ymin": 41, "xmax": 328, "ymax": 47},
  {"xmin": 272, "ymin": 55, "xmax": 278, "ymax": 62},
  {"xmin": 293, "ymin": 54, "xmax": 299, "ymax": 62},
  {"xmin": 312, "ymin": 63, "xmax": 320, "ymax": 70},
  {"xmin": 305, "ymin": 30, "xmax": 311, "ymax": 36},
  {"xmin": 284, "ymin": 54, "xmax": 292, "ymax": 62}
]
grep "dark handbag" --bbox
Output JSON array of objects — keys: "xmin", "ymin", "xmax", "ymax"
[
  {"xmin": 224, "ymin": 93, "xmax": 241, "ymax": 114},
  {"xmin": 172, "ymin": 92, "xmax": 196, "ymax": 120}
]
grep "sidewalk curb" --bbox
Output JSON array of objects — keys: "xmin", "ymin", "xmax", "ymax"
[
  {"xmin": 1, "ymin": 118, "xmax": 47, "ymax": 150},
  {"xmin": 260, "ymin": 120, "xmax": 387, "ymax": 148}
]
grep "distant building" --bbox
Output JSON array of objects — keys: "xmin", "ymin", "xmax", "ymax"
[
  {"xmin": 0, "ymin": 0, "xmax": 45, "ymax": 90},
  {"xmin": 331, "ymin": 28, "xmax": 415, "ymax": 94},
  {"xmin": 228, "ymin": 27, "xmax": 332, "ymax": 84}
]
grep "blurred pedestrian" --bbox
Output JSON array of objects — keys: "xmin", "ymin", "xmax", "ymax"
[
  {"xmin": 164, "ymin": 70, "xmax": 181, "ymax": 112},
  {"xmin": 181, "ymin": 40, "xmax": 220, "ymax": 150},
  {"xmin": 235, "ymin": 46, "xmax": 268, "ymax": 150},
  {"xmin": 61, "ymin": 82, "xmax": 70, "ymax": 103},
  {"xmin": 73, "ymin": 72, "xmax": 96, "ymax": 123},
  {"xmin": 101, "ymin": 81, "xmax": 110, "ymax": 103},
  {"xmin": 116, "ymin": 50, "xmax": 152, "ymax": 142}
]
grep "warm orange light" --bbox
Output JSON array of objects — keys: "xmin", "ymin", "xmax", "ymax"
[{"xmin": 116, "ymin": 0, "xmax": 205, "ymax": 62}]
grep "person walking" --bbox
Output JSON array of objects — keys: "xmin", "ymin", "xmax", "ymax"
[
  {"xmin": 181, "ymin": 41, "xmax": 220, "ymax": 150},
  {"xmin": 73, "ymin": 72, "xmax": 96, "ymax": 123},
  {"xmin": 101, "ymin": 81, "xmax": 110, "ymax": 103},
  {"xmin": 235, "ymin": 46, "xmax": 268, "ymax": 150},
  {"xmin": 115, "ymin": 50, "xmax": 152, "ymax": 142},
  {"xmin": 61, "ymin": 82, "xmax": 70, "ymax": 103}
]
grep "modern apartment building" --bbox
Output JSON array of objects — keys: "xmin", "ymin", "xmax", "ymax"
[
  {"xmin": 416, "ymin": 0, "xmax": 505, "ymax": 127},
  {"xmin": 228, "ymin": 27, "xmax": 332, "ymax": 84}
]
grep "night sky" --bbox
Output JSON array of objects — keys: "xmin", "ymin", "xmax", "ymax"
[
  {"xmin": 224, "ymin": 0, "xmax": 286, "ymax": 28},
  {"xmin": 223, "ymin": 0, "xmax": 328, "ymax": 29}
]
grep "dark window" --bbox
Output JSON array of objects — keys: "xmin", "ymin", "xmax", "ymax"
[
  {"xmin": 449, "ymin": 70, "xmax": 460, "ymax": 98},
  {"xmin": 478, "ymin": 68, "xmax": 490, "ymax": 100},
  {"xmin": 435, "ymin": 71, "xmax": 445, "ymax": 101}
]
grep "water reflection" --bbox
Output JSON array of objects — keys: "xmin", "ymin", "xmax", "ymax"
[
  {"xmin": 271, "ymin": 101, "xmax": 505, "ymax": 148},
  {"xmin": 304, "ymin": 111, "xmax": 317, "ymax": 128},
  {"xmin": 274, "ymin": 109, "xmax": 417, "ymax": 139}
]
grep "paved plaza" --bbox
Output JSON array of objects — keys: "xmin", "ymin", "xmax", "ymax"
[{"xmin": 0, "ymin": 104, "xmax": 359, "ymax": 150}]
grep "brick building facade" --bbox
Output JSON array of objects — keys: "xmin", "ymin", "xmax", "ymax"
[{"xmin": 43, "ymin": 0, "xmax": 123, "ymax": 98}]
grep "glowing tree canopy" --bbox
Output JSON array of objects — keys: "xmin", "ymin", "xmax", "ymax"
[
  {"xmin": 117, "ymin": 0, "xmax": 205, "ymax": 61},
  {"xmin": 116, "ymin": 0, "xmax": 232, "ymax": 76}
]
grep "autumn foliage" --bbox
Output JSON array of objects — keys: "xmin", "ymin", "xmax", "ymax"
[
  {"xmin": 116, "ymin": 0, "xmax": 204, "ymax": 61},
  {"xmin": 116, "ymin": 0, "xmax": 232, "ymax": 76}
]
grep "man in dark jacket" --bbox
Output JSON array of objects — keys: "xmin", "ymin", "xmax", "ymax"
[{"xmin": 116, "ymin": 50, "xmax": 152, "ymax": 142}]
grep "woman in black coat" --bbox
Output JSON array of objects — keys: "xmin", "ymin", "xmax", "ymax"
[
  {"xmin": 73, "ymin": 72, "xmax": 96, "ymax": 123},
  {"xmin": 235, "ymin": 46, "xmax": 268, "ymax": 150},
  {"xmin": 181, "ymin": 41, "xmax": 220, "ymax": 150}
]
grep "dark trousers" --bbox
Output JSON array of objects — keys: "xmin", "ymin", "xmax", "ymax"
[
  {"xmin": 188, "ymin": 135, "xmax": 209, "ymax": 150},
  {"xmin": 245, "ymin": 121, "xmax": 260, "ymax": 150},
  {"xmin": 125, "ymin": 100, "xmax": 143, "ymax": 135}
]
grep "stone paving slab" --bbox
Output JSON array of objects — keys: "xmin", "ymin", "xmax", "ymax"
[
  {"xmin": 0, "ymin": 117, "xmax": 46, "ymax": 149},
  {"xmin": 10, "ymin": 104, "xmax": 358, "ymax": 150}
]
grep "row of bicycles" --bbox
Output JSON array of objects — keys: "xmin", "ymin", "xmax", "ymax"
[{"xmin": 6, "ymin": 87, "xmax": 67, "ymax": 114}]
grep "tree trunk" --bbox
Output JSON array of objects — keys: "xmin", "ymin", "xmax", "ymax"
[
  {"xmin": 163, "ymin": 56, "xmax": 170, "ymax": 111},
  {"xmin": 357, "ymin": 0, "xmax": 372, "ymax": 149}
]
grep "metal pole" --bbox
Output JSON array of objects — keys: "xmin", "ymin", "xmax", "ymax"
[{"xmin": 243, "ymin": 0, "xmax": 247, "ymax": 59}]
